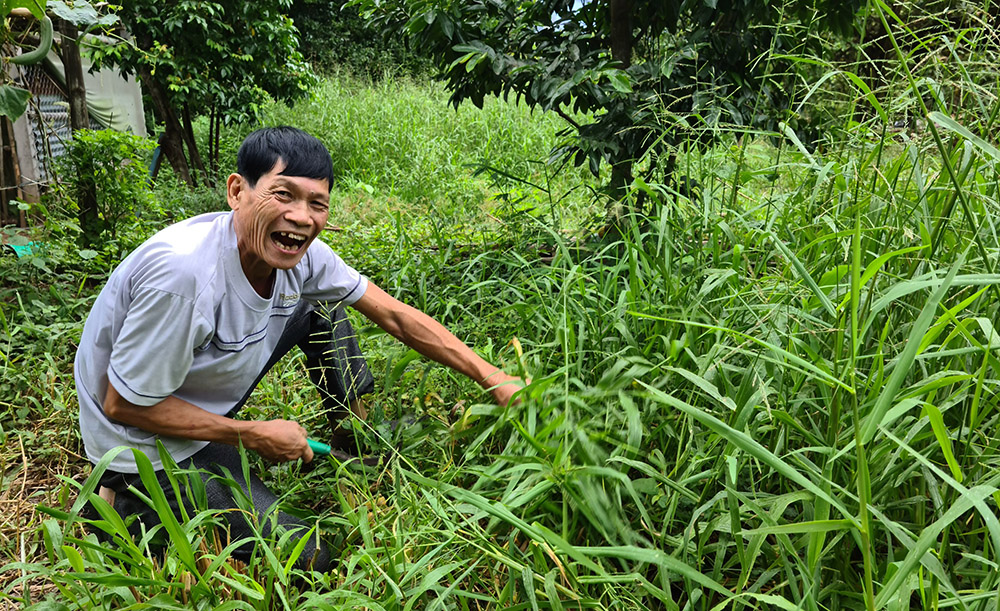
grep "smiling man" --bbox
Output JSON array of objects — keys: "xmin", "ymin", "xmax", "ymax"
[{"xmin": 74, "ymin": 127, "xmax": 522, "ymax": 571}]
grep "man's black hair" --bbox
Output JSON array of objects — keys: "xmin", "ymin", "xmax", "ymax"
[{"xmin": 236, "ymin": 126, "xmax": 334, "ymax": 190}]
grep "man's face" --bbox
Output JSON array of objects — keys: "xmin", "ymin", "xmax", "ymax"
[{"xmin": 227, "ymin": 161, "xmax": 330, "ymax": 283}]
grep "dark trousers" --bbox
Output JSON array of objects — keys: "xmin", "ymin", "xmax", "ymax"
[{"xmin": 94, "ymin": 303, "xmax": 374, "ymax": 573}]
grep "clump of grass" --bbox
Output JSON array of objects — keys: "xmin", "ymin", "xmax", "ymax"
[{"xmin": 4, "ymin": 444, "xmax": 338, "ymax": 609}]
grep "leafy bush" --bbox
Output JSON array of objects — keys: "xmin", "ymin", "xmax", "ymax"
[
  {"xmin": 54, "ymin": 129, "xmax": 158, "ymax": 257},
  {"xmin": 0, "ymin": 131, "xmax": 160, "ymax": 470},
  {"xmin": 151, "ymin": 182, "xmax": 227, "ymax": 220}
]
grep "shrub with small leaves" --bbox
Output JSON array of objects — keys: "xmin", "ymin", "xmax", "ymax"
[{"xmin": 55, "ymin": 129, "xmax": 158, "ymax": 257}]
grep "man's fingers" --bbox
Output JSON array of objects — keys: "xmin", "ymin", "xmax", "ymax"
[
  {"xmin": 294, "ymin": 422, "xmax": 313, "ymax": 462},
  {"xmin": 493, "ymin": 383, "xmax": 521, "ymax": 407},
  {"xmin": 489, "ymin": 374, "xmax": 528, "ymax": 407},
  {"xmin": 250, "ymin": 419, "xmax": 316, "ymax": 463}
]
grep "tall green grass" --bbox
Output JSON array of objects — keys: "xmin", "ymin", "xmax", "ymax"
[
  {"xmin": 283, "ymin": 4, "xmax": 999, "ymax": 607},
  {"xmin": 5, "ymin": 3, "xmax": 1000, "ymax": 608},
  {"xmin": 213, "ymin": 74, "xmax": 595, "ymax": 226}
]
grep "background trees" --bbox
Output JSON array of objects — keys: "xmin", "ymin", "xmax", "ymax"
[
  {"xmin": 287, "ymin": 0, "xmax": 430, "ymax": 80},
  {"xmin": 351, "ymin": 0, "xmax": 863, "ymax": 208},
  {"xmin": 87, "ymin": 0, "xmax": 316, "ymax": 187}
]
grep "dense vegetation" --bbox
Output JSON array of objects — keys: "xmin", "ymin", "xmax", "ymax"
[
  {"xmin": 86, "ymin": 0, "xmax": 317, "ymax": 187},
  {"xmin": 352, "ymin": 0, "xmax": 863, "ymax": 201},
  {"xmin": 2, "ymin": 1, "xmax": 1000, "ymax": 609}
]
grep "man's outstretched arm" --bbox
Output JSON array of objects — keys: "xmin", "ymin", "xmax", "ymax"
[
  {"xmin": 102, "ymin": 382, "xmax": 315, "ymax": 463},
  {"xmin": 351, "ymin": 282, "xmax": 523, "ymax": 406}
]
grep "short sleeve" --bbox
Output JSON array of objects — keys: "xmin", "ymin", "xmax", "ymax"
[
  {"xmin": 108, "ymin": 288, "xmax": 213, "ymax": 406},
  {"xmin": 301, "ymin": 241, "xmax": 368, "ymax": 306}
]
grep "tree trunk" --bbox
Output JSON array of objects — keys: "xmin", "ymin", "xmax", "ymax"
[
  {"xmin": 181, "ymin": 102, "xmax": 211, "ymax": 187},
  {"xmin": 58, "ymin": 18, "xmax": 101, "ymax": 245},
  {"xmin": 609, "ymin": 0, "xmax": 633, "ymax": 68},
  {"xmin": 209, "ymin": 106, "xmax": 220, "ymax": 178},
  {"xmin": 139, "ymin": 68, "xmax": 193, "ymax": 187},
  {"xmin": 59, "ymin": 20, "xmax": 89, "ymax": 132},
  {"xmin": 602, "ymin": 158, "xmax": 635, "ymax": 226},
  {"xmin": 605, "ymin": 0, "xmax": 635, "ymax": 217}
]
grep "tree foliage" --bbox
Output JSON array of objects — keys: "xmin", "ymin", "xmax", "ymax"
[
  {"xmin": 1, "ymin": 0, "xmax": 49, "ymax": 122},
  {"xmin": 352, "ymin": 0, "xmax": 863, "ymax": 204},
  {"xmin": 88, "ymin": 0, "xmax": 316, "ymax": 187},
  {"xmin": 1, "ymin": 0, "xmax": 115, "ymax": 121},
  {"xmin": 288, "ymin": 0, "xmax": 431, "ymax": 79}
]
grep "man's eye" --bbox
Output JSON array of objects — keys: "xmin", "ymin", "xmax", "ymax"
[{"xmin": 311, "ymin": 201, "xmax": 329, "ymax": 210}]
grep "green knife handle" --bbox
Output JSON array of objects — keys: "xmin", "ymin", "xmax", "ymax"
[{"xmin": 308, "ymin": 439, "xmax": 331, "ymax": 456}]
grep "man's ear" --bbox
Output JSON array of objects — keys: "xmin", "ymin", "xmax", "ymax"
[{"xmin": 226, "ymin": 173, "xmax": 246, "ymax": 211}]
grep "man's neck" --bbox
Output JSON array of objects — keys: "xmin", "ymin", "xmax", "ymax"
[{"xmin": 248, "ymin": 271, "xmax": 275, "ymax": 299}]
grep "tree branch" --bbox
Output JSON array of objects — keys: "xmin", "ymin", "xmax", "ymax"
[{"xmin": 554, "ymin": 105, "xmax": 581, "ymax": 131}]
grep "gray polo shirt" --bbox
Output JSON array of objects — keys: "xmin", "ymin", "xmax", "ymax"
[{"xmin": 75, "ymin": 212, "xmax": 367, "ymax": 472}]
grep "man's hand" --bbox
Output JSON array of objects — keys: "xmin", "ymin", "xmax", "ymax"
[
  {"xmin": 485, "ymin": 372, "xmax": 525, "ymax": 407},
  {"xmin": 103, "ymin": 383, "xmax": 315, "ymax": 463},
  {"xmin": 244, "ymin": 419, "xmax": 314, "ymax": 463}
]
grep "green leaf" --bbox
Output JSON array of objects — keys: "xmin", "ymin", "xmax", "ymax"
[
  {"xmin": 778, "ymin": 122, "xmax": 818, "ymax": 168},
  {"xmin": 929, "ymin": 111, "xmax": 1000, "ymax": 162},
  {"xmin": 766, "ymin": 229, "xmax": 837, "ymax": 318},
  {"xmin": 23, "ymin": 600, "xmax": 70, "ymax": 611},
  {"xmin": 841, "ymin": 71, "xmax": 888, "ymax": 123},
  {"xmin": 60, "ymin": 572, "xmax": 178, "ymax": 587},
  {"xmin": 667, "ymin": 366, "xmax": 738, "ymax": 411},
  {"xmin": 0, "ymin": 85, "xmax": 32, "ymax": 121},
  {"xmin": 386, "ymin": 349, "xmax": 422, "ymax": 387},
  {"xmin": 48, "ymin": 0, "xmax": 117, "ymax": 27},
  {"xmin": 834, "ymin": 244, "xmax": 929, "ymax": 311},
  {"xmin": 742, "ymin": 519, "xmax": 853, "ymax": 536},
  {"xmin": 131, "ymin": 447, "xmax": 198, "ymax": 571},
  {"xmin": 61, "ymin": 545, "xmax": 84, "ymax": 572},
  {"xmin": 606, "ymin": 71, "xmax": 632, "ymax": 93},
  {"xmin": 213, "ymin": 573, "xmax": 266, "ymax": 601},
  {"xmin": 577, "ymin": 545, "xmax": 732, "ymax": 598},
  {"xmin": 636, "ymin": 379, "xmax": 859, "ymax": 526},
  {"xmin": 860, "ymin": 258, "xmax": 964, "ymax": 444},
  {"xmin": 922, "ymin": 403, "xmax": 963, "ymax": 482},
  {"xmin": 29, "ymin": 256, "xmax": 52, "ymax": 273}
]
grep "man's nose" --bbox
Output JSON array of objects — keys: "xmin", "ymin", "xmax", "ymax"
[{"xmin": 285, "ymin": 200, "xmax": 311, "ymax": 225}]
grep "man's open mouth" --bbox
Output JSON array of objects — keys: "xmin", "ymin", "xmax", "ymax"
[{"xmin": 272, "ymin": 231, "xmax": 308, "ymax": 252}]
